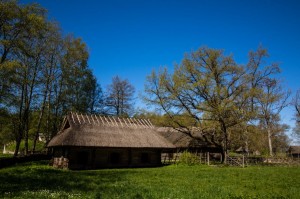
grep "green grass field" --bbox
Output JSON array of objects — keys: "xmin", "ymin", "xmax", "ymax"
[
  {"xmin": 4, "ymin": 140, "xmax": 46, "ymax": 153},
  {"xmin": 0, "ymin": 161, "xmax": 299, "ymax": 199}
]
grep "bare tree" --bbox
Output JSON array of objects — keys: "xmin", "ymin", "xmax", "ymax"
[
  {"xmin": 295, "ymin": 90, "xmax": 300, "ymax": 120},
  {"xmin": 293, "ymin": 90, "xmax": 300, "ymax": 143},
  {"xmin": 105, "ymin": 76, "xmax": 135, "ymax": 116}
]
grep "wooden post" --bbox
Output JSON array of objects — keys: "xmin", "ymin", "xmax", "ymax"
[
  {"xmin": 207, "ymin": 152, "xmax": 210, "ymax": 165},
  {"xmin": 242, "ymin": 155, "xmax": 245, "ymax": 168},
  {"xmin": 200, "ymin": 153, "xmax": 202, "ymax": 164}
]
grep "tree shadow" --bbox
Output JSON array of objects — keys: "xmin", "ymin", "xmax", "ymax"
[{"xmin": 0, "ymin": 162, "xmax": 133, "ymax": 197}]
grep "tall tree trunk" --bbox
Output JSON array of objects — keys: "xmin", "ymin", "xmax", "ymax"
[
  {"xmin": 14, "ymin": 83, "xmax": 25, "ymax": 157},
  {"xmin": 33, "ymin": 59, "xmax": 53, "ymax": 152},
  {"xmin": 32, "ymin": 93, "xmax": 47, "ymax": 153},
  {"xmin": 267, "ymin": 127, "xmax": 273, "ymax": 156},
  {"xmin": 24, "ymin": 57, "xmax": 40, "ymax": 155},
  {"xmin": 220, "ymin": 149, "xmax": 226, "ymax": 164},
  {"xmin": 24, "ymin": 121, "xmax": 29, "ymax": 155},
  {"xmin": 32, "ymin": 108, "xmax": 45, "ymax": 153},
  {"xmin": 14, "ymin": 137, "xmax": 22, "ymax": 157},
  {"xmin": 23, "ymin": 102, "xmax": 30, "ymax": 155},
  {"xmin": 220, "ymin": 120, "xmax": 228, "ymax": 163}
]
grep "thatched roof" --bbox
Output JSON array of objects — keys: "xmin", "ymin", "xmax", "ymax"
[
  {"xmin": 47, "ymin": 113, "xmax": 175, "ymax": 149},
  {"xmin": 288, "ymin": 146, "xmax": 300, "ymax": 154},
  {"xmin": 156, "ymin": 127, "xmax": 221, "ymax": 151}
]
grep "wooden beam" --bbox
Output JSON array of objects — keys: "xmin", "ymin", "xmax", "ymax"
[
  {"xmin": 117, "ymin": 117, "xmax": 123, "ymax": 127},
  {"xmin": 122, "ymin": 118, "xmax": 130, "ymax": 127},
  {"xmin": 91, "ymin": 114, "xmax": 96, "ymax": 124},
  {"xmin": 81, "ymin": 113, "xmax": 86, "ymax": 123},
  {"xmin": 86, "ymin": 114, "xmax": 91, "ymax": 124},
  {"xmin": 99, "ymin": 116, "xmax": 105, "ymax": 125},
  {"xmin": 134, "ymin": 118, "xmax": 144, "ymax": 127},
  {"xmin": 70, "ymin": 113, "xmax": 76, "ymax": 124},
  {"xmin": 103, "ymin": 116, "xmax": 110, "ymax": 126},
  {"xmin": 94, "ymin": 115, "xmax": 100, "ymax": 125},
  {"xmin": 76, "ymin": 113, "xmax": 81, "ymax": 124},
  {"xmin": 129, "ymin": 118, "xmax": 137, "ymax": 128},
  {"xmin": 112, "ymin": 116, "xmax": 118, "ymax": 127}
]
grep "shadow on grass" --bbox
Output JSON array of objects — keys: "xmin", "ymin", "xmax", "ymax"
[{"xmin": 0, "ymin": 161, "xmax": 130, "ymax": 197}]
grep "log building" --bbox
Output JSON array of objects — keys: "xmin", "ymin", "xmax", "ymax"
[{"xmin": 47, "ymin": 112, "xmax": 175, "ymax": 169}]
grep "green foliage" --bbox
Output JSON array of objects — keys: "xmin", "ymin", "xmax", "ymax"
[
  {"xmin": 0, "ymin": 153, "xmax": 13, "ymax": 158},
  {"xmin": 178, "ymin": 151, "xmax": 199, "ymax": 165},
  {"xmin": 144, "ymin": 46, "xmax": 290, "ymax": 158},
  {"xmin": 0, "ymin": 162, "xmax": 299, "ymax": 198},
  {"xmin": 0, "ymin": 1, "xmax": 104, "ymax": 155},
  {"xmin": 5, "ymin": 140, "xmax": 45, "ymax": 153}
]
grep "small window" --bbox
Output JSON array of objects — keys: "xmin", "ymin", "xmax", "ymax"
[
  {"xmin": 110, "ymin": 153, "xmax": 120, "ymax": 164},
  {"xmin": 141, "ymin": 153, "xmax": 149, "ymax": 163}
]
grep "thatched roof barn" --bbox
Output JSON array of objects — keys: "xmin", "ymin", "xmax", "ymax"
[
  {"xmin": 287, "ymin": 146, "xmax": 300, "ymax": 158},
  {"xmin": 156, "ymin": 127, "xmax": 222, "ymax": 153},
  {"xmin": 48, "ymin": 112, "xmax": 175, "ymax": 169}
]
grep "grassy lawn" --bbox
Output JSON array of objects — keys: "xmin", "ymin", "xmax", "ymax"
[
  {"xmin": 0, "ymin": 161, "xmax": 299, "ymax": 199},
  {"xmin": 0, "ymin": 153, "xmax": 13, "ymax": 158},
  {"xmin": 5, "ymin": 140, "xmax": 46, "ymax": 153}
]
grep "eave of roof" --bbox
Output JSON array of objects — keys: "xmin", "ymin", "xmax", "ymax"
[{"xmin": 48, "ymin": 113, "xmax": 175, "ymax": 149}]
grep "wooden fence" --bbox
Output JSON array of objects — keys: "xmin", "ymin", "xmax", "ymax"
[
  {"xmin": 161, "ymin": 152, "xmax": 217, "ymax": 165},
  {"xmin": 161, "ymin": 152, "xmax": 300, "ymax": 167},
  {"xmin": 226, "ymin": 155, "xmax": 245, "ymax": 167},
  {"xmin": 226, "ymin": 155, "xmax": 300, "ymax": 167}
]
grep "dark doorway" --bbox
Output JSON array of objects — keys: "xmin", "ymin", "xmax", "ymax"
[
  {"xmin": 141, "ymin": 153, "xmax": 149, "ymax": 163},
  {"xmin": 110, "ymin": 153, "xmax": 120, "ymax": 164},
  {"xmin": 77, "ymin": 151, "xmax": 89, "ymax": 167}
]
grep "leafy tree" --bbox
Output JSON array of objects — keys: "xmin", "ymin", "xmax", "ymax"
[
  {"xmin": 256, "ymin": 78, "xmax": 290, "ymax": 156},
  {"xmin": 44, "ymin": 35, "xmax": 103, "ymax": 139},
  {"xmin": 0, "ymin": 108, "xmax": 15, "ymax": 146},
  {"xmin": 0, "ymin": 1, "xmax": 103, "ymax": 155},
  {"xmin": 105, "ymin": 76, "xmax": 135, "ymax": 116},
  {"xmin": 247, "ymin": 47, "xmax": 290, "ymax": 156},
  {"xmin": 144, "ymin": 47, "xmax": 253, "ymax": 162},
  {"xmin": 31, "ymin": 23, "xmax": 62, "ymax": 153},
  {"xmin": 230, "ymin": 122, "xmax": 289, "ymax": 155},
  {"xmin": 144, "ymin": 46, "xmax": 290, "ymax": 161},
  {"xmin": 0, "ymin": 0, "xmax": 49, "ymax": 155}
]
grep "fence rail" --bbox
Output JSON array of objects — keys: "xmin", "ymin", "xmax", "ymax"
[
  {"xmin": 227, "ymin": 155, "xmax": 300, "ymax": 167},
  {"xmin": 226, "ymin": 156, "xmax": 245, "ymax": 167},
  {"xmin": 161, "ymin": 152, "xmax": 218, "ymax": 165},
  {"xmin": 161, "ymin": 151, "xmax": 300, "ymax": 167}
]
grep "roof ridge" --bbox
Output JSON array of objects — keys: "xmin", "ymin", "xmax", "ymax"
[{"xmin": 68, "ymin": 112, "xmax": 153, "ymax": 129}]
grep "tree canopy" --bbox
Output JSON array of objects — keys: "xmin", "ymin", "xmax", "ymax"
[
  {"xmin": 144, "ymin": 46, "xmax": 290, "ymax": 159},
  {"xmin": 0, "ymin": 1, "xmax": 103, "ymax": 155}
]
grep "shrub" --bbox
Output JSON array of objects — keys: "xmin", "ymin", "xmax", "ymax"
[{"xmin": 179, "ymin": 151, "xmax": 199, "ymax": 165}]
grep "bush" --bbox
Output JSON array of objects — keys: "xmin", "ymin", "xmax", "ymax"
[
  {"xmin": 5, "ymin": 140, "xmax": 46, "ymax": 154},
  {"xmin": 179, "ymin": 151, "xmax": 199, "ymax": 165}
]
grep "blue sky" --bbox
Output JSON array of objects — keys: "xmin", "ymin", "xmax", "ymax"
[{"xmin": 21, "ymin": 0, "xmax": 300, "ymax": 135}]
